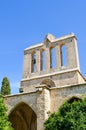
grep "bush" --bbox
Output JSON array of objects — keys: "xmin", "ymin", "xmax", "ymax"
[
  {"xmin": 44, "ymin": 97, "xmax": 86, "ymax": 130},
  {"xmin": 0, "ymin": 96, "xmax": 14, "ymax": 130}
]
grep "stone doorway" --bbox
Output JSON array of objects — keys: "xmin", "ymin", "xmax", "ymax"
[{"xmin": 9, "ymin": 102, "xmax": 37, "ymax": 130}]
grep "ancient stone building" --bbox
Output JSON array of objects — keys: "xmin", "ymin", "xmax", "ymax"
[{"xmin": 4, "ymin": 33, "xmax": 86, "ymax": 130}]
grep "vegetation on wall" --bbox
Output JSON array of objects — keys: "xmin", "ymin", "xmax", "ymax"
[
  {"xmin": 44, "ymin": 97, "xmax": 86, "ymax": 130},
  {"xmin": 0, "ymin": 96, "xmax": 14, "ymax": 130},
  {"xmin": 1, "ymin": 77, "xmax": 11, "ymax": 95}
]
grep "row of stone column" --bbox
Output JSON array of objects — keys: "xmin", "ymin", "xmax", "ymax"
[
  {"xmin": 23, "ymin": 45, "xmax": 61, "ymax": 76},
  {"xmin": 23, "ymin": 38, "xmax": 80, "ymax": 78}
]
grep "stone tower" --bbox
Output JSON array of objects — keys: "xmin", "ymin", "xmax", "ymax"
[
  {"xmin": 4, "ymin": 33, "xmax": 86, "ymax": 130},
  {"xmin": 21, "ymin": 33, "xmax": 83, "ymax": 92}
]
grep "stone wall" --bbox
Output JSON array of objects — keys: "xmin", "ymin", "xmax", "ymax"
[
  {"xmin": 4, "ymin": 83, "xmax": 86, "ymax": 130},
  {"xmin": 3, "ymin": 33, "xmax": 86, "ymax": 130},
  {"xmin": 50, "ymin": 83, "xmax": 86, "ymax": 112}
]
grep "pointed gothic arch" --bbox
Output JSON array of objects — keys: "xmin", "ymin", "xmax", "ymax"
[{"xmin": 9, "ymin": 102, "xmax": 37, "ymax": 130}]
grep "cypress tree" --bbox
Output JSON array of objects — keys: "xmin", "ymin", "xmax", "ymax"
[{"xmin": 1, "ymin": 77, "xmax": 11, "ymax": 95}]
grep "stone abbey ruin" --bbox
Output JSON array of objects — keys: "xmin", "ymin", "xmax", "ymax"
[{"xmin": 4, "ymin": 33, "xmax": 86, "ymax": 130}]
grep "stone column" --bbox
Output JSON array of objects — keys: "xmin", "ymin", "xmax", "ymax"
[
  {"xmin": 36, "ymin": 49, "xmax": 41, "ymax": 73},
  {"xmin": 72, "ymin": 38, "xmax": 80, "ymax": 70},
  {"xmin": 55, "ymin": 44, "xmax": 61, "ymax": 69},
  {"xmin": 36, "ymin": 85, "xmax": 50, "ymax": 130},
  {"xmin": 44, "ymin": 88, "xmax": 50, "ymax": 119},
  {"xmin": 23, "ymin": 51, "xmax": 32, "ymax": 78},
  {"xmin": 65, "ymin": 38, "xmax": 80, "ymax": 70},
  {"xmin": 37, "ymin": 87, "xmax": 44, "ymax": 130}
]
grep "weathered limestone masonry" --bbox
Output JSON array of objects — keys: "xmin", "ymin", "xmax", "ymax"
[{"xmin": 4, "ymin": 33, "xmax": 86, "ymax": 130}]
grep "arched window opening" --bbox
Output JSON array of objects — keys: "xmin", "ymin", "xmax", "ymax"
[
  {"xmin": 41, "ymin": 50, "xmax": 46, "ymax": 71},
  {"xmin": 40, "ymin": 79, "xmax": 55, "ymax": 88},
  {"xmin": 61, "ymin": 45, "xmax": 67, "ymax": 67},
  {"xmin": 50, "ymin": 47, "xmax": 56, "ymax": 69},
  {"xmin": 32, "ymin": 52, "xmax": 36, "ymax": 73}
]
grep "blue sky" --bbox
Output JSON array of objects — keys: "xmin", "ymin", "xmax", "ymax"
[{"xmin": 0, "ymin": 0, "xmax": 86, "ymax": 94}]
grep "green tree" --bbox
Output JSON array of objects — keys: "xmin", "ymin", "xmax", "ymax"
[
  {"xmin": 1, "ymin": 77, "xmax": 11, "ymax": 95},
  {"xmin": 0, "ymin": 96, "xmax": 14, "ymax": 130},
  {"xmin": 44, "ymin": 97, "xmax": 86, "ymax": 130}
]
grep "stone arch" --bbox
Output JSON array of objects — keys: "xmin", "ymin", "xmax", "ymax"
[
  {"xmin": 40, "ymin": 79, "xmax": 56, "ymax": 88},
  {"xmin": 9, "ymin": 102, "xmax": 37, "ymax": 130},
  {"xmin": 58, "ymin": 95, "xmax": 82, "ymax": 111},
  {"xmin": 67, "ymin": 96, "xmax": 82, "ymax": 103}
]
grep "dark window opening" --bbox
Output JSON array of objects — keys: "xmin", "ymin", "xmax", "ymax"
[{"xmin": 32, "ymin": 52, "xmax": 36, "ymax": 73}]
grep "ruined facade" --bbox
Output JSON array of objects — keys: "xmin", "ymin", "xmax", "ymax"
[{"xmin": 4, "ymin": 33, "xmax": 86, "ymax": 130}]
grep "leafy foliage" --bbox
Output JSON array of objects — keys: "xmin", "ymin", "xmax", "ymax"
[
  {"xmin": 44, "ymin": 97, "xmax": 86, "ymax": 130},
  {"xmin": 1, "ymin": 77, "xmax": 11, "ymax": 95},
  {"xmin": 0, "ymin": 96, "xmax": 14, "ymax": 130}
]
